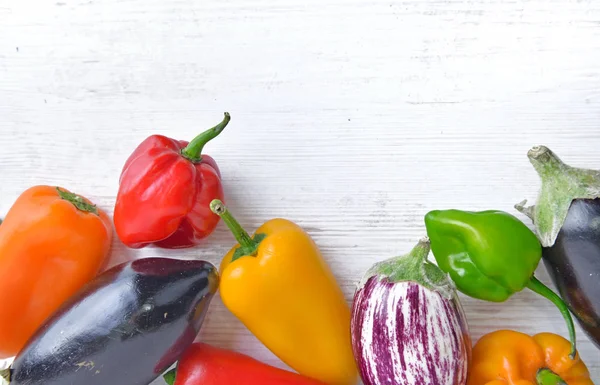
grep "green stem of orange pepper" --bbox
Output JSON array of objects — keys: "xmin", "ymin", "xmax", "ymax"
[
  {"xmin": 56, "ymin": 187, "xmax": 98, "ymax": 215},
  {"xmin": 527, "ymin": 277, "xmax": 576, "ymax": 359},
  {"xmin": 536, "ymin": 368, "xmax": 567, "ymax": 385}
]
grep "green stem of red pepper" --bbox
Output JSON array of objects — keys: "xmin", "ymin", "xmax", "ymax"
[
  {"xmin": 527, "ymin": 276, "xmax": 577, "ymax": 359},
  {"xmin": 181, "ymin": 112, "xmax": 230, "ymax": 162},
  {"xmin": 536, "ymin": 368, "xmax": 567, "ymax": 385},
  {"xmin": 210, "ymin": 199, "xmax": 264, "ymax": 262}
]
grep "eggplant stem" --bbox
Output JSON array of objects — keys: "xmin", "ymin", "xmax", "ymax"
[
  {"xmin": 0, "ymin": 368, "xmax": 10, "ymax": 384},
  {"xmin": 520, "ymin": 145, "xmax": 600, "ymax": 247},
  {"xmin": 514, "ymin": 199, "xmax": 535, "ymax": 221},
  {"xmin": 526, "ymin": 276, "xmax": 577, "ymax": 359},
  {"xmin": 359, "ymin": 238, "xmax": 456, "ymax": 300}
]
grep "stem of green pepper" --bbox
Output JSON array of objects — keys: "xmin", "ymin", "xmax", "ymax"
[
  {"xmin": 536, "ymin": 368, "xmax": 567, "ymax": 385},
  {"xmin": 210, "ymin": 199, "xmax": 260, "ymax": 258},
  {"xmin": 181, "ymin": 112, "xmax": 230, "ymax": 162},
  {"xmin": 527, "ymin": 276, "xmax": 577, "ymax": 359}
]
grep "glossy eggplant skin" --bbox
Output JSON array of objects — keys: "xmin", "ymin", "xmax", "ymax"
[
  {"xmin": 542, "ymin": 199, "xmax": 600, "ymax": 349},
  {"xmin": 8, "ymin": 257, "xmax": 219, "ymax": 385}
]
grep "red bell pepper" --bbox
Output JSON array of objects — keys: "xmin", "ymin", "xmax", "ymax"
[
  {"xmin": 163, "ymin": 343, "xmax": 326, "ymax": 385},
  {"xmin": 114, "ymin": 112, "xmax": 230, "ymax": 249}
]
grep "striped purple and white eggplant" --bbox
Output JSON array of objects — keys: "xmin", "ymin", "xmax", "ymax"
[{"xmin": 351, "ymin": 238, "xmax": 471, "ymax": 385}]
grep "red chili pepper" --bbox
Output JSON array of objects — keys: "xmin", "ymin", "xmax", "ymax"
[
  {"xmin": 163, "ymin": 343, "xmax": 326, "ymax": 385},
  {"xmin": 114, "ymin": 112, "xmax": 230, "ymax": 249}
]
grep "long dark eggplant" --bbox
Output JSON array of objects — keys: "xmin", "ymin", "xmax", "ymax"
[
  {"xmin": 542, "ymin": 198, "xmax": 600, "ymax": 347},
  {"xmin": 0, "ymin": 257, "xmax": 219, "ymax": 385},
  {"xmin": 516, "ymin": 145, "xmax": 600, "ymax": 349}
]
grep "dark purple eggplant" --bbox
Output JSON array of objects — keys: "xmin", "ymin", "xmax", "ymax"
[
  {"xmin": 542, "ymin": 198, "xmax": 600, "ymax": 348},
  {"xmin": 0, "ymin": 257, "xmax": 219, "ymax": 385},
  {"xmin": 516, "ymin": 145, "xmax": 600, "ymax": 349}
]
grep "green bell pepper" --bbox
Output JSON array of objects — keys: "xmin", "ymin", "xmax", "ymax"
[{"xmin": 424, "ymin": 209, "xmax": 577, "ymax": 358}]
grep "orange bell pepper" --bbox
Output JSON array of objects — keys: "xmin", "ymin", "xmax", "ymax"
[
  {"xmin": 209, "ymin": 199, "xmax": 358, "ymax": 385},
  {"xmin": 468, "ymin": 330, "xmax": 593, "ymax": 385},
  {"xmin": 0, "ymin": 186, "xmax": 112, "ymax": 358}
]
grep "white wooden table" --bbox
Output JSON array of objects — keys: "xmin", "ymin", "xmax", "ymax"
[{"xmin": 1, "ymin": 0, "xmax": 599, "ymax": 382}]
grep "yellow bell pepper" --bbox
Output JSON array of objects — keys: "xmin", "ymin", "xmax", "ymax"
[{"xmin": 210, "ymin": 200, "xmax": 358, "ymax": 385}]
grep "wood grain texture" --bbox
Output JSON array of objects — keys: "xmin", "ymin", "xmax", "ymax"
[{"xmin": 1, "ymin": 0, "xmax": 599, "ymax": 382}]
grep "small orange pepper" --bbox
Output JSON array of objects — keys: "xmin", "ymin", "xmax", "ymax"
[
  {"xmin": 0, "ymin": 186, "xmax": 113, "ymax": 358},
  {"xmin": 467, "ymin": 330, "xmax": 593, "ymax": 385}
]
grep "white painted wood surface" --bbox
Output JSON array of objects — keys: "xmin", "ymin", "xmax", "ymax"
[{"xmin": 1, "ymin": 0, "xmax": 599, "ymax": 382}]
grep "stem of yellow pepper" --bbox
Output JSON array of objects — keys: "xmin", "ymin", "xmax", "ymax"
[
  {"xmin": 536, "ymin": 368, "xmax": 567, "ymax": 385},
  {"xmin": 526, "ymin": 276, "xmax": 577, "ymax": 359},
  {"xmin": 210, "ymin": 199, "xmax": 260, "ymax": 257}
]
